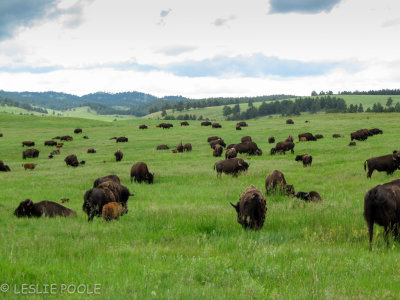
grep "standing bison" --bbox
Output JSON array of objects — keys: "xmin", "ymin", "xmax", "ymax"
[
  {"xmin": 214, "ymin": 158, "xmax": 249, "ymax": 177},
  {"xmin": 139, "ymin": 124, "xmax": 148, "ymax": 129},
  {"xmin": 102, "ymin": 202, "xmax": 128, "ymax": 221},
  {"xmin": 270, "ymin": 141, "xmax": 295, "ymax": 155},
  {"xmin": 0, "ymin": 160, "xmax": 10, "ymax": 172},
  {"xmin": 233, "ymin": 142, "xmax": 262, "ymax": 156},
  {"xmin": 268, "ymin": 137, "xmax": 275, "ymax": 144},
  {"xmin": 64, "ymin": 154, "xmax": 84, "ymax": 167},
  {"xmin": 14, "ymin": 199, "xmax": 77, "ymax": 218},
  {"xmin": 116, "ymin": 137, "xmax": 128, "ymax": 143},
  {"xmin": 364, "ymin": 151, "xmax": 400, "ymax": 178},
  {"xmin": 265, "ymin": 170, "xmax": 295, "ymax": 195},
  {"xmin": 23, "ymin": 149, "xmax": 39, "ymax": 159},
  {"xmin": 225, "ymin": 148, "xmax": 237, "ymax": 160},
  {"xmin": 130, "ymin": 162, "xmax": 154, "ymax": 184},
  {"xmin": 114, "ymin": 149, "xmax": 123, "ymax": 161},
  {"xmin": 156, "ymin": 144, "xmax": 169, "ymax": 150},
  {"xmin": 298, "ymin": 133, "xmax": 316, "ymax": 141},
  {"xmin": 74, "ymin": 128, "xmax": 82, "ymax": 134},
  {"xmin": 180, "ymin": 121, "xmax": 189, "ymax": 126},
  {"xmin": 364, "ymin": 179, "xmax": 400, "ymax": 249},
  {"xmin": 201, "ymin": 121, "xmax": 212, "ymax": 126},
  {"xmin": 295, "ymin": 154, "xmax": 312, "ymax": 167},
  {"xmin": 230, "ymin": 185, "xmax": 267, "ymax": 230},
  {"xmin": 22, "ymin": 141, "xmax": 35, "ymax": 147},
  {"xmin": 213, "ymin": 144, "xmax": 223, "ymax": 157},
  {"xmin": 184, "ymin": 143, "xmax": 192, "ymax": 151}
]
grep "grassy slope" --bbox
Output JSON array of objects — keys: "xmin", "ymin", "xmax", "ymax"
[
  {"xmin": 145, "ymin": 95, "xmax": 400, "ymax": 121},
  {"xmin": 1, "ymin": 113, "xmax": 400, "ymax": 298}
]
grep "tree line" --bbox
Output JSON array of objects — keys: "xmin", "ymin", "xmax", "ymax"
[{"xmin": 0, "ymin": 96, "xmax": 48, "ymax": 114}]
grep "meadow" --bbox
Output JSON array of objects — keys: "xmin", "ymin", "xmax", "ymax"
[{"xmin": 1, "ymin": 112, "xmax": 400, "ymax": 299}]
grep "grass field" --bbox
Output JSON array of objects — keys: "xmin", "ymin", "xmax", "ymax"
[{"xmin": 2, "ymin": 112, "xmax": 400, "ymax": 299}]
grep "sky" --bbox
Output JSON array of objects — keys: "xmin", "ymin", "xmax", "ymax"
[{"xmin": 0, "ymin": 0, "xmax": 399, "ymax": 98}]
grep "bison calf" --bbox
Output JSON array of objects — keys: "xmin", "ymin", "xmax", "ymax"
[
  {"xmin": 102, "ymin": 202, "xmax": 128, "ymax": 221},
  {"xmin": 22, "ymin": 163, "xmax": 36, "ymax": 170}
]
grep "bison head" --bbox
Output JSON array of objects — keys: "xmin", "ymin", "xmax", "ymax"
[
  {"xmin": 393, "ymin": 151, "xmax": 400, "ymax": 168},
  {"xmin": 230, "ymin": 201, "xmax": 249, "ymax": 228},
  {"xmin": 144, "ymin": 173, "xmax": 154, "ymax": 184},
  {"xmin": 270, "ymin": 148, "xmax": 276, "ymax": 155},
  {"xmin": 255, "ymin": 148, "xmax": 263, "ymax": 156},
  {"xmin": 237, "ymin": 160, "xmax": 249, "ymax": 172},
  {"xmin": 285, "ymin": 184, "xmax": 295, "ymax": 196},
  {"xmin": 14, "ymin": 199, "xmax": 34, "ymax": 217},
  {"xmin": 295, "ymin": 155, "xmax": 303, "ymax": 161}
]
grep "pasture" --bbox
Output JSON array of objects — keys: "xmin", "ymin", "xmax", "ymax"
[{"xmin": 1, "ymin": 112, "xmax": 400, "ymax": 299}]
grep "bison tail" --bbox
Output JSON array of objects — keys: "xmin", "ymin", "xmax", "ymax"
[{"xmin": 364, "ymin": 161, "xmax": 367, "ymax": 172}]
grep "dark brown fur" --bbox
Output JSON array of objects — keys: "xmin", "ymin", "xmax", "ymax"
[
  {"xmin": 14, "ymin": 199, "xmax": 77, "ymax": 218},
  {"xmin": 114, "ymin": 150, "xmax": 123, "ymax": 161},
  {"xmin": 130, "ymin": 162, "xmax": 154, "ymax": 184},
  {"xmin": 265, "ymin": 170, "xmax": 294, "ymax": 195}
]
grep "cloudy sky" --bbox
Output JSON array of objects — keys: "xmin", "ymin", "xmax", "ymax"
[{"xmin": 0, "ymin": 0, "xmax": 399, "ymax": 97}]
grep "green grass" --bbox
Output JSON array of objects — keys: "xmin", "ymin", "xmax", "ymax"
[{"xmin": 1, "ymin": 112, "xmax": 400, "ymax": 299}]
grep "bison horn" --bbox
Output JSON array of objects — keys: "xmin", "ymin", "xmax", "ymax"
[
  {"xmin": 230, "ymin": 202, "xmax": 238, "ymax": 209},
  {"xmin": 237, "ymin": 162, "xmax": 242, "ymax": 167}
]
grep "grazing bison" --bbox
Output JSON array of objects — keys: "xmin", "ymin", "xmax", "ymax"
[
  {"xmin": 0, "ymin": 133, "xmax": 2, "ymax": 137},
  {"xmin": 87, "ymin": 148, "xmax": 96, "ymax": 153},
  {"xmin": 139, "ymin": 124, "xmax": 148, "ymax": 129},
  {"xmin": 102, "ymin": 202, "xmax": 128, "ymax": 221},
  {"xmin": 234, "ymin": 142, "xmax": 262, "ymax": 156},
  {"xmin": 298, "ymin": 133, "xmax": 316, "ymax": 141},
  {"xmin": 295, "ymin": 191, "xmax": 322, "ymax": 202},
  {"xmin": 236, "ymin": 125, "xmax": 241, "ymax": 130},
  {"xmin": 177, "ymin": 142, "xmax": 184, "ymax": 153},
  {"xmin": 237, "ymin": 121, "xmax": 248, "ymax": 127},
  {"xmin": 212, "ymin": 122, "xmax": 222, "ymax": 128},
  {"xmin": 93, "ymin": 174, "xmax": 121, "ymax": 188},
  {"xmin": 83, "ymin": 180, "xmax": 133, "ymax": 221},
  {"xmin": 349, "ymin": 141, "xmax": 356, "ymax": 147},
  {"xmin": 286, "ymin": 119, "xmax": 294, "ymax": 124},
  {"xmin": 156, "ymin": 144, "xmax": 169, "ymax": 150},
  {"xmin": 270, "ymin": 141, "xmax": 295, "ymax": 155},
  {"xmin": 14, "ymin": 199, "xmax": 77, "ymax": 218},
  {"xmin": 83, "ymin": 136, "xmax": 89, "ymax": 139},
  {"xmin": 23, "ymin": 149, "xmax": 39, "ymax": 159},
  {"xmin": 332, "ymin": 134, "xmax": 342, "ymax": 138},
  {"xmin": 0, "ymin": 160, "xmax": 10, "ymax": 172},
  {"xmin": 214, "ymin": 157, "xmax": 249, "ymax": 177},
  {"xmin": 22, "ymin": 141, "xmax": 35, "ymax": 147},
  {"xmin": 364, "ymin": 151, "xmax": 400, "ymax": 178},
  {"xmin": 351, "ymin": 129, "xmax": 369, "ymax": 141},
  {"xmin": 74, "ymin": 128, "xmax": 82, "ymax": 134},
  {"xmin": 225, "ymin": 148, "xmax": 237, "ymax": 160},
  {"xmin": 295, "ymin": 154, "xmax": 312, "ymax": 167},
  {"xmin": 171, "ymin": 148, "xmax": 178, "ymax": 153},
  {"xmin": 369, "ymin": 128, "xmax": 383, "ymax": 135},
  {"xmin": 60, "ymin": 136, "xmax": 73, "ymax": 141},
  {"xmin": 180, "ymin": 121, "xmax": 189, "ymax": 126},
  {"xmin": 241, "ymin": 136, "xmax": 252, "ymax": 143},
  {"xmin": 22, "ymin": 163, "xmax": 36, "ymax": 170},
  {"xmin": 44, "ymin": 140, "xmax": 57, "ymax": 146},
  {"xmin": 130, "ymin": 162, "xmax": 154, "ymax": 184},
  {"xmin": 114, "ymin": 149, "xmax": 123, "ymax": 161},
  {"xmin": 56, "ymin": 143, "xmax": 63, "ymax": 148},
  {"xmin": 64, "ymin": 154, "xmax": 84, "ymax": 167},
  {"xmin": 268, "ymin": 137, "xmax": 275, "ymax": 144},
  {"xmin": 52, "ymin": 136, "xmax": 61, "ymax": 140},
  {"xmin": 364, "ymin": 179, "xmax": 400, "ymax": 249},
  {"xmin": 210, "ymin": 139, "xmax": 226, "ymax": 149},
  {"xmin": 48, "ymin": 155, "xmax": 54, "ymax": 159},
  {"xmin": 265, "ymin": 170, "xmax": 294, "ymax": 195},
  {"xmin": 315, "ymin": 134, "xmax": 324, "ymax": 139},
  {"xmin": 61, "ymin": 198, "xmax": 69, "ymax": 203},
  {"xmin": 157, "ymin": 123, "xmax": 173, "ymax": 129},
  {"xmin": 184, "ymin": 143, "xmax": 192, "ymax": 151},
  {"xmin": 201, "ymin": 121, "xmax": 212, "ymax": 126},
  {"xmin": 207, "ymin": 136, "xmax": 221, "ymax": 142},
  {"xmin": 285, "ymin": 135, "xmax": 294, "ymax": 143},
  {"xmin": 116, "ymin": 137, "xmax": 128, "ymax": 143},
  {"xmin": 51, "ymin": 149, "xmax": 60, "ymax": 155},
  {"xmin": 213, "ymin": 144, "xmax": 223, "ymax": 157},
  {"xmin": 230, "ymin": 185, "xmax": 267, "ymax": 230}
]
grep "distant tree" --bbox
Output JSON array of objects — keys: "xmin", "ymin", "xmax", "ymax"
[
  {"xmin": 232, "ymin": 104, "xmax": 240, "ymax": 114},
  {"xmin": 223, "ymin": 105, "xmax": 232, "ymax": 116},
  {"xmin": 395, "ymin": 102, "xmax": 400, "ymax": 112},
  {"xmin": 248, "ymin": 99, "xmax": 254, "ymax": 107},
  {"xmin": 311, "ymin": 91, "xmax": 318, "ymax": 96},
  {"xmin": 386, "ymin": 97, "xmax": 393, "ymax": 107},
  {"xmin": 161, "ymin": 109, "xmax": 167, "ymax": 117},
  {"xmin": 358, "ymin": 103, "xmax": 364, "ymax": 112}
]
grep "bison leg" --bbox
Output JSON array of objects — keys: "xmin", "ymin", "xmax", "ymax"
[
  {"xmin": 368, "ymin": 220, "xmax": 374, "ymax": 251},
  {"xmin": 384, "ymin": 226, "xmax": 390, "ymax": 248},
  {"xmin": 88, "ymin": 211, "xmax": 95, "ymax": 222},
  {"xmin": 367, "ymin": 169, "xmax": 373, "ymax": 178},
  {"xmin": 291, "ymin": 149, "xmax": 294, "ymax": 154}
]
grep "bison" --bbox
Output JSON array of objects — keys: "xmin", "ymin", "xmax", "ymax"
[
  {"xmin": 22, "ymin": 163, "xmax": 36, "ymax": 170},
  {"xmin": 0, "ymin": 160, "xmax": 10, "ymax": 172},
  {"xmin": 295, "ymin": 191, "xmax": 322, "ymax": 202},
  {"xmin": 177, "ymin": 142, "xmax": 184, "ymax": 153},
  {"xmin": 214, "ymin": 158, "xmax": 249, "ymax": 177},
  {"xmin": 23, "ymin": 149, "xmax": 39, "ymax": 159},
  {"xmin": 315, "ymin": 134, "xmax": 324, "ymax": 139},
  {"xmin": 51, "ymin": 149, "xmax": 60, "ymax": 155},
  {"xmin": 210, "ymin": 139, "xmax": 226, "ymax": 149},
  {"xmin": 180, "ymin": 121, "xmax": 189, "ymax": 126},
  {"xmin": 364, "ymin": 179, "xmax": 400, "ymax": 249},
  {"xmin": 285, "ymin": 135, "xmax": 294, "ymax": 143},
  {"xmin": 116, "ymin": 137, "xmax": 128, "ymax": 143},
  {"xmin": 225, "ymin": 148, "xmax": 237, "ymax": 160},
  {"xmin": 212, "ymin": 122, "xmax": 222, "ymax": 128},
  {"xmin": 237, "ymin": 121, "xmax": 248, "ymax": 127},
  {"xmin": 60, "ymin": 135, "xmax": 73, "ymax": 141},
  {"xmin": 87, "ymin": 148, "xmax": 96, "ymax": 153},
  {"xmin": 230, "ymin": 185, "xmax": 267, "ymax": 230},
  {"xmin": 61, "ymin": 198, "xmax": 69, "ymax": 203},
  {"xmin": 332, "ymin": 134, "xmax": 342, "ymax": 138},
  {"xmin": 201, "ymin": 121, "xmax": 212, "ymax": 126},
  {"xmin": 236, "ymin": 125, "xmax": 241, "ymax": 130},
  {"xmin": 22, "ymin": 141, "xmax": 35, "ymax": 147},
  {"xmin": 241, "ymin": 136, "xmax": 252, "ymax": 143},
  {"xmin": 298, "ymin": 133, "xmax": 316, "ymax": 141},
  {"xmin": 207, "ymin": 136, "xmax": 221, "ymax": 142},
  {"xmin": 102, "ymin": 202, "xmax": 128, "ymax": 221},
  {"xmin": 83, "ymin": 136, "xmax": 89, "ymax": 139},
  {"xmin": 130, "ymin": 162, "xmax": 154, "ymax": 184},
  {"xmin": 295, "ymin": 154, "xmax": 312, "ymax": 167},
  {"xmin": 56, "ymin": 143, "xmax": 64, "ymax": 148},
  {"xmin": 184, "ymin": 143, "xmax": 192, "ymax": 151},
  {"xmin": 286, "ymin": 119, "xmax": 294, "ymax": 124},
  {"xmin": 74, "ymin": 128, "xmax": 82, "ymax": 134},
  {"xmin": 270, "ymin": 141, "xmax": 295, "ymax": 155},
  {"xmin": 93, "ymin": 174, "xmax": 121, "ymax": 188},
  {"xmin": 369, "ymin": 128, "xmax": 383, "ymax": 135},
  {"xmin": 213, "ymin": 144, "xmax": 223, "ymax": 157},
  {"xmin": 364, "ymin": 151, "xmax": 400, "ymax": 178},
  {"xmin": 156, "ymin": 144, "xmax": 169, "ymax": 150},
  {"xmin": 139, "ymin": 124, "xmax": 148, "ymax": 129},
  {"xmin": 44, "ymin": 140, "xmax": 57, "ymax": 146},
  {"xmin": 268, "ymin": 137, "xmax": 275, "ymax": 144},
  {"xmin": 351, "ymin": 129, "xmax": 369, "ymax": 141},
  {"xmin": 234, "ymin": 142, "xmax": 262, "ymax": 156},
  {"xmin": 265, "ymin": 170, "xmax": 294, "ymax": 195},
  {"xmin": 349, "ymin": 141, "xmax": 356, "ymax": 147},
  {"xmin": 114, "ymin": 149, "xmax": 123, "ymax": 161},
  {"xmin": 14, "ymin": 199, "xmax": 77, "ymax": 218},
  {"xmin": 156, "ymin": 123, "xmax": 173, "ymax": 129},
  {"xmin": 64, "ymin": 154, "xmax": 84, "ymax": 167}
]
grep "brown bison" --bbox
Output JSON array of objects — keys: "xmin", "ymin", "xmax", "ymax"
[
  {"xmin": 295, "ymin": 154, "xmax": 312, "ymax": 167},
  {"xmin": 51, "ymin": 149, "xmax": 60, "ymax": 155},
  {"xmin": 212, "ymin": 122, "xmax": 222, "ymax": 128},
  {"xmin": 60, "ymin": 135, "xmax": 73, "ymax": 141},
  {"xmin": 233, "ymin": 142, "xmax": 262, "ymax": 156},
  {"xmin": 22, "ymin": 163, "xmax": 36, "ymax": 170},
  {"xmin": 364, "ymin": 151, "xmax": 400, "ymax": 178},
  {"xmin": 14, "ymin": 199, "xmax": 77, "ymax": 218},
  {"xmin": 116, "ymin": 137, "xmax": 128, "ymax": 143},
  {"xmin": 236, "ymin": 125, "xmax": 241, "ymax": 130},
  {"xmin": 213, "ymin": 144, "xmax": 223, "ymax": 157},
  {"xmin": 184, "ymin": 143, "xmax": 192, "ymax": 151},
  {"xmin": 332, "ymin": 134, "xmax": 342, "ymax": 138},
  {"xmin": 171, "ymin": 148, "xmax": 178, "ymax": 153},
  {"xmin": 22, "ymin": 141, "xmax": 35, "ymax": 147},
  {"xmin": 237, "ymin": 121, "xmax": 248, "ymax": 127},
  {"xmin": 87, "ymin": 148, "xmax": 96, "ymax": 153},
  {"xmin": 139, "ymin": 124, "xmax": 148, "ymax": 129},
  {"xmin": 83, "ymin": 136, "xmax": 89, "ymax": 139},
  {"xmin": 369, "ymin": 128, "xmax": 383, "ymax": 135},
  {"xmin": 93, "ymin": 174, "xmax": 121, "ymax": 188},
  {"xmin": 56, "ymin": 143, "xmax": 63, "ymax": 148},
  {"xmin": 52, "ymin": 136, "xmax": 61, "ymax": 140},
  {"xmin": 64, "ymin": 154, "xmax": 84, "ymax": 167},
  {"xmin": 225, "ymin": 148, "xmax": 237, "ymax": 160},
  {"xmin": 268, "ymin": 137, "xmax": 275, "ymax": 144},
  {"xmin": 74, "ymin": 128, "xmax": 82, "ymax": 134},
  {"xmin": 61, "ymin": 198, "xmax": 69, "ymax": 203},
  {"xmin": 181, "ymin": 121, "xmax": 189, "ymax": 126},
  {"xmin": 201, "ymin": 121, "xmax": 212, "ymax": 126},
  {"xmin": 295, "ymin": 191, "xmax": 322, "ymax": 202},
  {"xmin": 270, "ymin": 141, "xmax": 295, "ymax": 155},
  {"xmin": 285, "ymin": 135, "xmax": 294, "ymax": 143},
  {"xmin": 298, "ymin": 133, "xmax": 316, "ymax": 141},
  {"xmin": 156, "ymin": 144, "xmax": 169, "ymax": 150},
  {"xmin": 241, "ymin": 136, "xmax": 252, "ymax": 143},
  {"xmin": 364, "ymin": 179, "xmax": 400, "ymax": 249},
  {"xmin": 23, "ymin": 149, "xmax": 39, "ymax": 159},
  {"xmin": 286, "ymin": 119, "xmax": 294, "ymax": 124},
  {"xmin": 177, "ymin": 142, "xmax": 184, "ymax": 153},
  {"xmin": 130, "ymin": 162, "xmax": 154, "ymax": 184},
  {"xmin": 315, "ymin": 134, "xmax": 324, "ymax": 139},
  {"xmin": 44, "ymin": 140, "xmax": 57, "ymax": 146},
  {"xmin": 0, "ymin": 133, "xmax": 2, "ymax": 137},
  {"xmin": 214, "ymin": 158, "xmax": 249, "ymax": 177},
  {"xmin": 349, "ymin": 141, "xmax": 356, "ymax": 147},
  {"xmin": 265, "ymin": 170, "xmax": 295, "ymax": 195},
  {"xmin": 157, "ymin": 123, "xmax": 173, "ymax": 129},
  {"xmin": 114, "ymin": 149, "xmax": 123, "ymax": 161},
  {"xmin": 210, "ymin": 139, "xmax": 226, "ymax": 149},
  {"xmin": 351, "ymin": 129, "xmax": 369, "ymax": 141},
  {"xmin": 207, "ymin": 136, "xmax": 221, "ymax": 142},
  {"xmin": 230, "ymin": 185, "xmax": 267, "ymax": 230},
  {"xmin": 0, "ymin": 160, "xmax": 10, "ymax": 172},
  {"xmin": 102, "ymin": 202, "xmax": 128, "ymax": 221}
]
